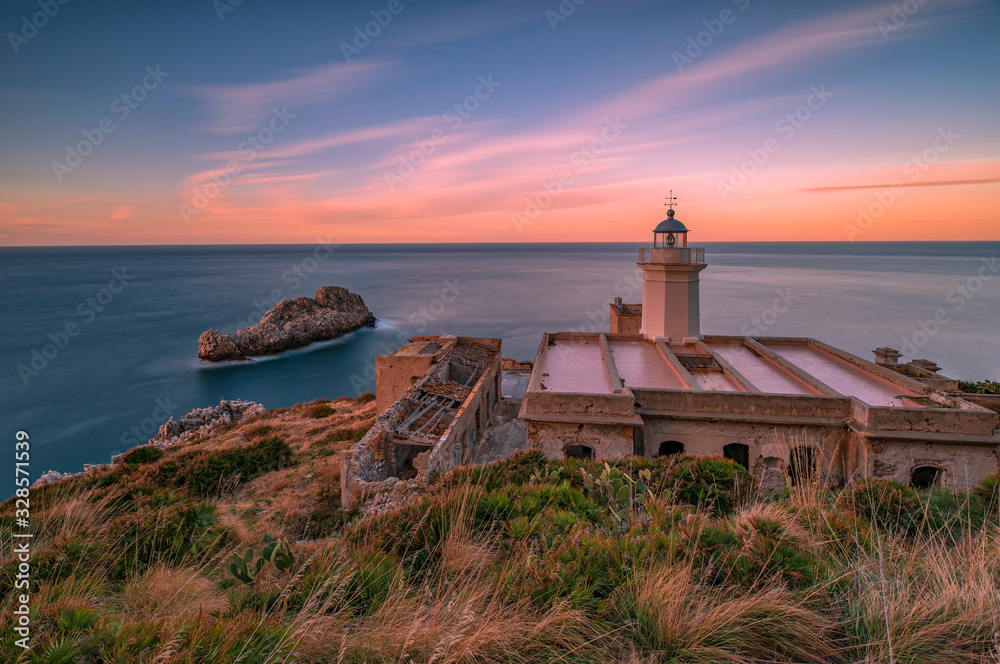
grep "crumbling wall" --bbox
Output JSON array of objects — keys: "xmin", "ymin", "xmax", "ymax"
[
  {"xmin": 425, "ymin": 347, "xmax": 501, "ymax": 478},
  {"xmin": 960, "ymin": 394, "xmax": 1000, "ymax": 417},
  {"xmin": 501, "ymin": 358, "xmax": 534, "ymax": 372},
  {"xmin": 342, "ymin": 336, "xmax": 502, "ymax": 510},
  {"xmin": 863, "ymin": 438, "xmax": 998, "ymax": 491},
  {"xmin": 527, "ymin": 421, "xmax": 634, "ymax": 460},
  {"xmin": 376, "ymin": 354, "xmax": 436, "ymax": 414}
]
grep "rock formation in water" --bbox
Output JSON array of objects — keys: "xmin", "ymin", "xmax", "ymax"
[{"xmin": 198, "ymin": 286, "xmax": 375, "ymax": 361}]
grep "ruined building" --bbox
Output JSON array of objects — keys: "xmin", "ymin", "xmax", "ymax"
[
  {"xmin": 341, "ymin": 336, "xmax": 502, "ymax": 509},
  {"xmin": 343, "ymin": 204, "xmax": 999, "ymax": 508}
]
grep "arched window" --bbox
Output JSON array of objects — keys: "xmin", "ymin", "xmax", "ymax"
[
  {"xmin": 788, "ymin": 446, "xmax": 816, "ymax": 486},
  {"xmin": 565, "ymin": 444, "xmax": 594, "ymax": 460},
  {"xmin": 656, "ymin": 440, "xmax": 685, "ymax": 457},
  {"xmin": 910, "ymin": 466, "xmax": 942, "ymax": 489},
  {"xmin": 723, "ymin": 443, "xmax": 749, "ymax": 470}
]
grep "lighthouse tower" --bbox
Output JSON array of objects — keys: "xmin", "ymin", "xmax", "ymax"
[{"xmin": 638, "ymin": 193, "xmax": 706, "ymax": 341}]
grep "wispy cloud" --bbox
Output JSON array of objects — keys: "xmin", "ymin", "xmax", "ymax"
[
  {"xmin": 805, "ymin": 177, "xmax": 1000, "ymax": 192},
  {"xmin": 110, "ymin": 205, "xmax": 135, "ymax": 221},
  {"xmin": 186, "ymin": 61, "xmax": 387, "ymax": 134}
]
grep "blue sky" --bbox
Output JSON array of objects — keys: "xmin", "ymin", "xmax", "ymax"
[{"xmin": 1, "ymin": 0, "xmax": 998, "ymax": 244}]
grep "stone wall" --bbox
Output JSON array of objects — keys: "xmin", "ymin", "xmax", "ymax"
[
  {"xmin": 640, "ymin": 416, "xmax": 852, "ymax": 490},
  {"xmin": 527, "ymin": 421, "xmax": 634, "ymax": 460}
]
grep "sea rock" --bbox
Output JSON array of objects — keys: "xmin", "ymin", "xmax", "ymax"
[
  {"xmin": 198, "ymin": 330, "xmax": 246, "ymax": 362},
  {"xmin": 198, "ymin": 286, "xmax": 375, "ymax": 361},
  {"xmin": 150, "ymin": 399, "xmax": 266, "ymax": 448}
]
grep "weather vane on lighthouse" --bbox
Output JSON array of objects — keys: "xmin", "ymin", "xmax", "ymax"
[{"xmin": 664, "ymin": 190, "xmax": 678, "ymax": 212}]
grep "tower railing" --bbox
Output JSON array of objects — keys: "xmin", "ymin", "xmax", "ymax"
[{"xmin": 638, "ymin": 246, "xmax": 705, "ymax": 265}]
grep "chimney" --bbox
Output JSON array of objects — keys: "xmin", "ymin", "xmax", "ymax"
[
  {"xmin": 910, "ymin": 359, "xmax": 941, "ymax": 374},
  {"xmin": 873, "ymin": 347, "xmax": 902, "ymax": 366}
]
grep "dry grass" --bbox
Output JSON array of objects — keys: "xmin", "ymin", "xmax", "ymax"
[
  {"xmin": 839, "ymin": 528, "xmax": 1000, "ymax": 663},
  {"xmin": 6, "ymin": 400, "xmax": 999, "ymax": 664},
  {"xmin": 623, "ymin": 563, "xmax": 838, "ymax": 663},
  {"xmin": 121, "ymin": 566, "xmax": 228, "ymax": 625}
]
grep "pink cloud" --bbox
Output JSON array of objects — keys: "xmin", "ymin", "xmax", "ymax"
[{"xmin": 187, "ymin": 61, "xmax": 387, "ymax": 134}]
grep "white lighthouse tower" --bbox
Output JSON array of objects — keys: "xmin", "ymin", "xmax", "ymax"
[{"xmin": 638, "ymin": 192, "xmax": 706, "ymax": 341}]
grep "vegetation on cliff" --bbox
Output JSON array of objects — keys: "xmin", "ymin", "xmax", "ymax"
[{"xmin": 2, "ymin": 396, "xmax": 999, "ymax": 663}]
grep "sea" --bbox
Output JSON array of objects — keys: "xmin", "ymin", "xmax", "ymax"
[{"xmin": 2, "ymin": 242, "xmax": 999, "ymax": 497}]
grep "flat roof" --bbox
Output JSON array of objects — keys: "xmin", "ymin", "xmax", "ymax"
[
  {"xmin": 609, "ymin": 339, "xmax": 686, "ymax": 390},
  {"xmin": 529, "ymin": 333, "xmax": 929, "ymax": 408},
  {"xmin": 707, "ymin": 341, "xmax": 816, "ymax": 396},
  {"xmin": 536, "ymin": 337, "xmax": 613, "ymax": 394},
  {"xmin": 765, "ymin": 342, "xmax": 916, "ymax": 407}
]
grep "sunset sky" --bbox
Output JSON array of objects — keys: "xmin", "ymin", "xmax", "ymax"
[{"xmin": 1, "ymin": 0, "xmax": 998, "ymax": 245}]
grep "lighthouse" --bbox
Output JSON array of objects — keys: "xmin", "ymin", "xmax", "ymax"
[{"xmin": 637, "ymin": 193, "xmax": 706, "ymax": 341}]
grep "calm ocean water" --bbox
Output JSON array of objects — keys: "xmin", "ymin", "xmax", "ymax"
[{"xmin": 2, "ymin": 242, "xmax": 999, "ymax": 496}]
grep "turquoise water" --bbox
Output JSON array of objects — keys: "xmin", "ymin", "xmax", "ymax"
[{"xmin": 2, "ymin": 242, "xmax": 998, "ymax": 496}]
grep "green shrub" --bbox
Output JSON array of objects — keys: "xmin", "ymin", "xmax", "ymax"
[
  {"xmin": 665, "ymin": 455, "xmax": 751, "ymax": 516},
  {"xmin": 307, "ymin": 403, "xmax": 336, "ymax": 418},
  {"xmin": 847, "ymin": 478, "xmax": 986, "ymax": 540},
  {"xmin": 973, "ymin": 474, "xmax": 1000, "ymax": 517},
  {"xmin": 174, "ymin": 436, "xmax": 294, "ymax": 496},
  {"xmin": 246, "ymin": 423, "xmax": 275, "ymax": 438},
  {"xmin": 118, "ymin": 445, "xmax": 164, "ymax": 465},
  {"xmin": 345, "ymin": 550, "xmax": 399, "ymax": 615},
  {"xmin": 958, "ymin": 379, "xmax": 1000, "ymax": 394}
]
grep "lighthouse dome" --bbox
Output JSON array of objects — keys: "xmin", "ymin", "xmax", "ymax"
[{"xmin": 654, "ymin": 209, "xmax": 688, "ymax": 233}]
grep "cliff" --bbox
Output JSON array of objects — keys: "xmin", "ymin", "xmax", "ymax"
[{"xmin": 198, "ymin": 286, "xmax": 376, "ymax": 362}]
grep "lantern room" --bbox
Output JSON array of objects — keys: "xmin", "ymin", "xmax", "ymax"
[{"xmin": 653, "ymin": 208, "xmax": 688, "ymax": 248}]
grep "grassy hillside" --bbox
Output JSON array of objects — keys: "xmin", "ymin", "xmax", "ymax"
[{"xmin": 2, "ymin": 396, "xmax": 999, "ymax": 663}]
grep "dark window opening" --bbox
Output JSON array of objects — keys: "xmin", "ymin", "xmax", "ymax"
[
  {"xmin": 656, "ymin": 440, "xmax": 685, "ymax": 457},
  {"xmin": 723, "ymin": 443, "xmax": 750, "ymax": 470},
  {"xmin": 911, "ymin": 466, "xmax": 942, "ymax": 489},
  {"xmin": 395, "ymin": 445, "xmax": 423, "ymax": 481},
  {"xmin": 788, "ymin": 446, "xmax": 816, "ymax": 486},
  {"xmin": 565, "ymin": 444, "xmax": 594, "ymax": 460}
]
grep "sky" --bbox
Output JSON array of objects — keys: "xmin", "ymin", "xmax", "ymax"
[{"xmin": 0, "ymin": 0, "xmax": 998, "ymax": 245}]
